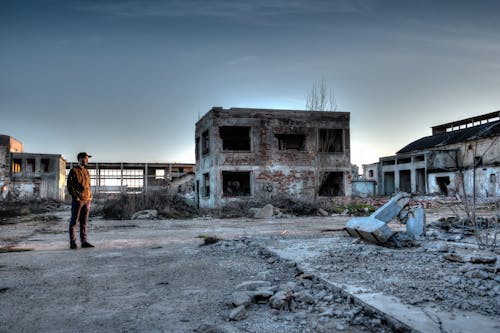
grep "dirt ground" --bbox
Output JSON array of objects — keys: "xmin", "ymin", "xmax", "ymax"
[{"xmin": 0, "ymin": 203, "xmax": 499, "ymax": 332}]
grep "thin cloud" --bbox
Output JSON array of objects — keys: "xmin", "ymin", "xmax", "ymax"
[{"xmin": 74, "ymin": 0, "xmax": 373, "ymax": 20}]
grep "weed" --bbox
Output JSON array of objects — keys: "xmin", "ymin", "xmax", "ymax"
[
  {"xmin": 332, "ymin": 203, "xmax": 376, "ymax": 216},
  {"xmin": 197, "ymin": 234, "xmax": 222, "ymax": 246},
  {"xmin": 101, "ymin": 191, "xmax": 198, "ymax": 220}
]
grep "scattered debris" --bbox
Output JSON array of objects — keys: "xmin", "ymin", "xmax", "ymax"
[{"xmin": 131, "ymin": 209, "xmax": 158, "ymax": 220}]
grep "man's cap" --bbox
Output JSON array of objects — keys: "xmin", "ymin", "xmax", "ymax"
[{"xmin": 77, "ymin": 152, "xmax": 92, "ymax": 159}]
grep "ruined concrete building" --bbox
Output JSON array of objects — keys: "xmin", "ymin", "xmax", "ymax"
[
  {"xmin": 0, "ymin": 134, "xmax": 66, "ymax": 201},
  {"xmin": 195, "ymin": 107, "xmax": 351, "ymax": 208},
  {"xmin": 374, "ymin": 111, "xmax": 499, "ymax": 198}
]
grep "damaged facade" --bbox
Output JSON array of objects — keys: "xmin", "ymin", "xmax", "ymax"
[
  {"xmin": 0, "ymin": 134, "xmax": 66, "ymax": 201},
  {"xmin": 195, "ymin": 107, "xmax": 351, "ymax": 208},
  {"xmin": 373, "ymin": 111, "xmax": 499, "ymax": 198}
]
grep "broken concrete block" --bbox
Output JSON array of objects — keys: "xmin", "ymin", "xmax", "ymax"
[
  {"xmin": 253, "ymin": 204, "xmax": 274, "ymax": 219},
  {"xmin": 406, "ymin": 207, "xmax": 426, "ymax": 239},
  {"xmin": 372, "ymin": 192, "xmax": 410, "ymax": 223},
  {"xmin": 345, "ymin": 217, "xmax": 395, "ymax": 244}
]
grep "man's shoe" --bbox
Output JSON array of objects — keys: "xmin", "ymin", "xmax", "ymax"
[
  {"xmin": 70, "ymin": 242, "xmax": 77, "ymax": 250},
  {"xmin": 81, "ymin": 242, "xmax": 95, "ymax": 248}
]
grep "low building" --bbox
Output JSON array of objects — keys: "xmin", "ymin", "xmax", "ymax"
[
  {"xmin": 0, "ymin": 134, "xmax": 66, "ymax": 201},
  {"xmin": 65, "ymin": 162, "xmax": 195, "ymax": 196},
  {"xmin": 377, "ymin": 111, "xmax": 499, "ymax": 198},
  {"xmin": 194, "ymin": 107, "xmax": 351, "ymax": 208}
]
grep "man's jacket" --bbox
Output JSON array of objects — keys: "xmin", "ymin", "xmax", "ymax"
[{"xmin": 67, "ymin": 166, "xmax": 92, "ymax": 201}]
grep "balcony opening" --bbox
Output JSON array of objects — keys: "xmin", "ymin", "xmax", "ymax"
[
  {"xmin": 222, "ymin": 171, "xmax": 251, "ymax": 197},
  {"xmin": 220, "ymin": 126, "xmax": 250, "ymax": 151}
]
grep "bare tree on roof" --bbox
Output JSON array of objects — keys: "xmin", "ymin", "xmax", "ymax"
[{"xmin": 305, "ymin": 78, "xmax": 337, "ymax": 112}]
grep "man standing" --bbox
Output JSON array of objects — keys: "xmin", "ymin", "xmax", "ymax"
[{"xmin": 67, "ymin": 152, "xmax": 94, "ymax": 249}]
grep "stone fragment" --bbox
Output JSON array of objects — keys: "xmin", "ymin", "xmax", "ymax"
[
  {"xmin": 229, "ymin": 305, "xmax": 246, "ymax": 321},
  {"xmin": 470, "ymin": 254, "xmax": 497, "ymax": 264},
  {"xmin": 464, "ymin": 269, "xmax": 490, "ymax": 280},
  {"xmin": 269, "ymin": 291, "xmax": 288, "ymax": 309},
  {"xmin": 131, "ymin": 209, "xmax": 158, "ymax": 220},
  {"xmin": 444, "ymin": 253, "xmax": 469, "ymax": 263},
  {"xmin": 318, "ymin": 208, "xmax": 329, "ymax": 216},
  {"xmin": 231, "ymin": 291, "xmax": 252, "ymax": 307},
  {"xmin": 423, "ymin": 241, "xmax": 449, "ymax": 252}
]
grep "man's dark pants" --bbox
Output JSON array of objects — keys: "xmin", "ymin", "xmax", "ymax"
[{"xmin": 69, "ymin": 198, "xmax": 91, "ymax": 244}]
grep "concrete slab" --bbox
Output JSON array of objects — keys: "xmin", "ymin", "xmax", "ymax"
[
  {"xmin": 372, "ymin": 192, "xmax": 410, "ymax": 223},
  {"xmin": 345, "ymin": 216, "xmax": 394, "ymax": 244},
  {"xmin": 406, "ymin": 207, "xmax": 426, "ymax": 239}
]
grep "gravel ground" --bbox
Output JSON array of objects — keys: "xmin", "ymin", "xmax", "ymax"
[{"xmin": 1, "ymin": 204, "xmax": 499, "ymax": 332}]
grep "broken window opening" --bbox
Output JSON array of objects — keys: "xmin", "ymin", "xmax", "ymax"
[
  {"xmin": 319, "ymin": 172, "xmax": 344, "ymax": 196},
  {"xmin": 382, "ymin": 159, "xmax": 395, "ymax": 166},
  {"xmin": 26, "ymin": 158, "xmax": 36, "ymax": 173},
  {"xmin": 12, "ymin": 159, "xmax": 22, "ymax": 173},
  {"xmin": 318, "ymin": 129, "xmax": 343, "ymax": 153},
  {"xmin": 220, "ymin": 126, "xmax": 251, "ymax": 151},
  {"xmin": 397, "ymin": 157, "xmax": 411, "ymax": 164},
  {"xmin": 203, "ymin": 173, "xmax": 210, "ymax": 197},
  {"xmin": 436, "ymin": 176, "xmax": 450, "ymax": 196},
  {"xmin": 202, "ymin": 130, "xmax": 210, "ymax": 155},
  {"xmin": 195, "ymin": 137, "xmax": 200, "ymax": 160},
  {"xmin": 276, "ymin": 134, "xmax": 305, "ymax": 151},
  {"xmin": 490, "ymin": 173, "xmax": 497, "ymax": 184},
  {"xmin": 368, "ymin": 170, "xmax": 374, "ymax": 178},
  {"xmin": 41, "ymin": 159, "xmax": 50, "ymax": 172},
  {"xmin": 222, "ymin": 171, "xmax": 251, "ymax": 197}
]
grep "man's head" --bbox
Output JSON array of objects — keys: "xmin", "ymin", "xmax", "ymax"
[{"xmin": 77, "ymin": 152, "xmax": 92, "ymax": 166}]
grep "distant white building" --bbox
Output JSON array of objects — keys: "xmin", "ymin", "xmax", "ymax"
[{"xmin": 376, "ymin": 111, "xmax": 499, "ymax": 198}]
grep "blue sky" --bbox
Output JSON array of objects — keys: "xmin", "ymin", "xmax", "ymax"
[{"xmin": 1, "ymin": 0, "xmax": 499, "ymax": 166}]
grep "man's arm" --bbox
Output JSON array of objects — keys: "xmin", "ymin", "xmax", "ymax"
[{"xmin": 67, "ymin": 169, "xmax": 81, "ymax": 200}]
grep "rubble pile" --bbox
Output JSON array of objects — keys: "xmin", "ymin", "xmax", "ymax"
[
  {"xmin": 308, "ymin": 236, "xmax": 500, "ymax": 316},
  {"xmin": 210, "ymin": 239, "xmax": 393, "ymax": 333}
]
